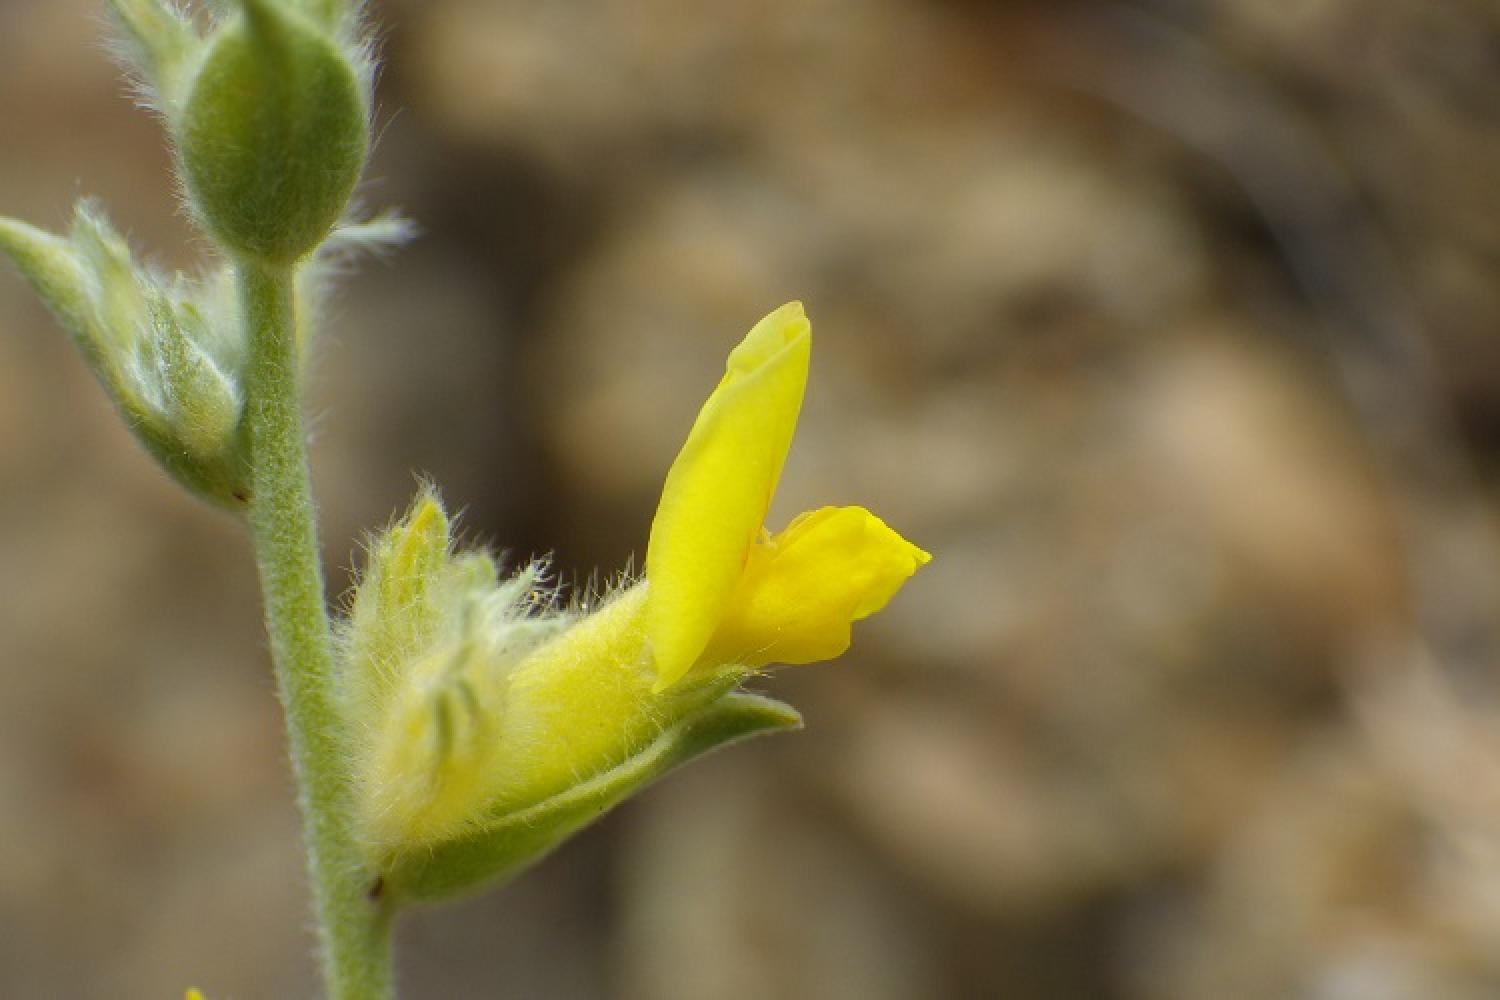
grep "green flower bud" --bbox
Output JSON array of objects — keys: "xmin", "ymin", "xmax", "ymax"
[
  {"xmin": 0, "ymin": 202, "xmax": 251, "ymax": 506},
  {"xmin": 180, "ymin": 0, "xmax": 369, "ymax": 264}
]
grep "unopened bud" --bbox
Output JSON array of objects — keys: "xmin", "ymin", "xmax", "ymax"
[
  {"xmin": 0, "ymin": 202, "xmax": 251, "ymax": 506},
  {"xmin": 180, "ymin": 0, "xmax": 369, "ymax": 264}
]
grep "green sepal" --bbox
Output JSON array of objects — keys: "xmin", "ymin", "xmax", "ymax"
[
  {"xmin": 105, "ymin": 0, "xmax": 202, "ymax": 118},
  {"xmin": 144, "ymin": 291, "xmax": 245, "ymax": 461},
  {"xmin": 383, "ymin": 690, "xmax": 802, "ymax": 904},
  {"xmin": 122, "ymin": 393, "xmax": 252, "ymax": 508},
  {"xmin": 181, "ymin": 0, "xmax": 369, "ymax": 265},
  {"xmin": 0, "ymin": 217, "xmax": 93, "ymax": 350},
  {"xmin": 339, "ymin": 487, "xmax": 455, "ymax": 730},
  {"xmin": 70, "ymin": 205, "xmax": 151, "ymax": 373}
]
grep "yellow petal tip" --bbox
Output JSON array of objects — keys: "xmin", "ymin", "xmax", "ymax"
[{"xmin": 726, "ymin": 301, "xmax": 810, "ymax": 375}]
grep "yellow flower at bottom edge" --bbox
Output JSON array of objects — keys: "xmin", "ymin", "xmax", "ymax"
[{"xmin": 645, "ymin": 301, "xmax": 930, "ymax": 689}]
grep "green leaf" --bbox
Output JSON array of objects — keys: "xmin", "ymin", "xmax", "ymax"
[{"xmin": 384, "ymin": 691, "xmax": 802, "ymax": 903}]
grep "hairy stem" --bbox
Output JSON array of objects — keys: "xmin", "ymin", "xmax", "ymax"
[{"xmin": 240, "ymin": 261, "xmax": 394, "ymax": 999}]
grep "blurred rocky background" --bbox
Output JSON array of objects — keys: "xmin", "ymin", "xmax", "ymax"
[{"xmin": 2, "ymin": 0, "xmax": 1500, "ymax": 996}]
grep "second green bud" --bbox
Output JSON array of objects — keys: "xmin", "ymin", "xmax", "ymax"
[{"xmin": 181, "ymin": 0, "xmax": 369, "ymax": 265}]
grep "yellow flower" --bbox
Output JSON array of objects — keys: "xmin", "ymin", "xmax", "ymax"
[
  {"xmin": 353, "ymin": 302, "xmax": 929, "ymax": 891},
  {"xmin": 645, "ymin": 301, "xmax": 930, "ymax": 689},
  {"xmin": 461, "ymin": 302, "xmax": 929, "ymax": 812}
]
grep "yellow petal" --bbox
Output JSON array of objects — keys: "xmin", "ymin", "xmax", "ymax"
[
  {"xmin": 700, "ymin": 506, "xmax": 930, "ymax": 668},
  {"xmin": 645, "ymin": 302, "xmax": 811, "ymax": 690}
]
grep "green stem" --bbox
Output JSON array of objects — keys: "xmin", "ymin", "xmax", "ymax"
[{"xmin": 240, "ymin": 261, "xmax": 394, "ymax": 999}]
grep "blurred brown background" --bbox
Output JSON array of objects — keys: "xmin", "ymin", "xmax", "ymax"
[{"xmin": 3, "ymin": 0, "xmax": 1500, "ymax": 997}]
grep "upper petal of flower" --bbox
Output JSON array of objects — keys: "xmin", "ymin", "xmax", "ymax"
[
  {"xmin": 645, "ymin": 302, "xmax": 811, "ymax": 690},
  {"xmin": 699, "ymin": 506, "xmax": 931, "ymax": 668}
]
